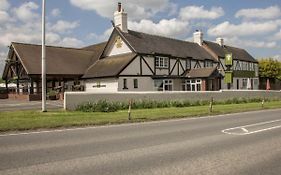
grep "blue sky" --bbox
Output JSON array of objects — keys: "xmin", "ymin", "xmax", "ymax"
[{"xmin": 0, "ymin": 0, "xmax": 281, "ymax": 73}]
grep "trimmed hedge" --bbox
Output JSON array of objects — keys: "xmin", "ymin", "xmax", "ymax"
[{"xmin": 76, "ymin": 97, "xmax": 279, "ymax": 112}]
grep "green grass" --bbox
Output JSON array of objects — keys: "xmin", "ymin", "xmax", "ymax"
[{"xmin": 0, "ymin": 101, "xmax": 280, "ymax": 132}]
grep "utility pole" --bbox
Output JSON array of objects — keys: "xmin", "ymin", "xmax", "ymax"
[{"xmin": 42, "ymin": 0, "xmax": 47, "ymax": 112}]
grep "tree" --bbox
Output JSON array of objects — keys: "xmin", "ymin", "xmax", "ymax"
[{"xmin": 258, "ymin": 58, "xmax": 281, "ymax": 80}]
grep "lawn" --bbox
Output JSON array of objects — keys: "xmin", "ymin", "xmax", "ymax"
[{"xmin": 0, "ymin": 101, "xmax": 280, "ymax": 132}]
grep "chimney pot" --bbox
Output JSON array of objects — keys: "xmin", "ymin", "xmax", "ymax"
[
  {"xmin": 216, "ymin": 37, "xmax": 224, "ymax": 47},
  {"xmin": 114, "ymin": 2, "xmax": 128, "ymax": 33},
  {"xmin": 118, "ymin": 2, "xmax": 121, "ymax": 12},
  {"xmin": 193, "ymin": 30, "xmax": 203, "ymax": 46}
]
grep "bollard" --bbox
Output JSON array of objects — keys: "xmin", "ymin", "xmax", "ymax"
[
  {"xmin": 128, "ymin": 99, "xmax": 132, "ymax": 120},
  {"xmin": 261, "ymin": 99, "xmax": 265, "ymax": 108},
  {"xmin": 209, "ymin": 97, "xmax": 214, "ymax": 113}
]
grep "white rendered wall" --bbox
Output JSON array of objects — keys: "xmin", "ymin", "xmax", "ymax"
[
  {"xmin": 106, "ymin": 37, "xmax": 131, "ymax": 56},
  {"xmin": 118, "ymin": 77, "xmax": 154, "ymax": 91},
  {"xmin": 85, "ymin": 78, "xmax": 118, "ymax": 93}
]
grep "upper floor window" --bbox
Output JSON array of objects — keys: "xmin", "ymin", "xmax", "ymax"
[
  {"xmin": 204, "ymin": 60, "xmax": 213, "ymax": 67},
  {"xmin": 186, "ymin": 59, "xmax": 191, "ymax": 69},
  {"xmin": 155, "ymin": 56, "xmax": 168, "ymax": 68}
]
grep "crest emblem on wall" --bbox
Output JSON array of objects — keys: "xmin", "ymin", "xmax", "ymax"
[{"xmin": 115, "ymin": 36, "xmax": 123, "ymax": 48}]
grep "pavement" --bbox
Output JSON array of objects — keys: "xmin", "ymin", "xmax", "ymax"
[
  {"xmin": 0, "ymin": 109, "xmax": 281, "ymax": 175},
  {"xmin": 0, "ymin": 99, "xmax": 63, "ymax": 111}
]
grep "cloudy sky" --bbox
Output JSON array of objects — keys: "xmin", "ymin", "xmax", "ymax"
[{"xmin": 0, "ymin": 0, "xmax": 281, "ymax": 73}]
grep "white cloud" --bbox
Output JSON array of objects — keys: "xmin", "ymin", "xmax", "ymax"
[
  {"xmin": 179, "ymin": 6, "xmax": 224, "ymax": 20},
  {"xmin": 272, "ymin": 54, "xmax": 281, "ymax": 61},
  {"xmin": 70, "ymin": 0, "xmax": 175, "ymax": 21},
  {"xmin": 129, "ymin": 18, "xmax": 189, "ymax": 38},
  {"xmin": 87, "ymin": 27, "xmax": 113, "ymax": 42},
  {"xmin": 0, "ymin": 10, "xmax": 10, "ymax": 23},
  {"xmin": 208, "ymin": 20, "xmax": 281, "ymax": 37},
  {"xmin": 59, "ymin": 37, "xmax": 84, "ymax": 47},
  {"xmin": 13, "ymin": 2, "xmax": 39, "ymax": 22},
  {"xmin": 0, "ymin": 0, "xmax": 10, "ymax": 11},
  {"xmin": 273, "ymin": 29, "xmax": 281, "ymax": 40},
  {"xmin": 225, "ymin": 37, "xmax": 278, "ymax": 49},
  {"xmin": 235, "ymin": 6, "xmax": 281, "ymax": 20},
  {"xmin": 51, "ymin": 8, "xmax": 61, "ymax": 17},
  {"xmin": 49, "ymin": 20, "xmax": 80, "ymax": 33}
]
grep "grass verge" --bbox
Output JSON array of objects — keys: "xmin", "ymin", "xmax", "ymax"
[{"xmin": 0, "ymin": 101, "xmax": 280, "ymax": 132}]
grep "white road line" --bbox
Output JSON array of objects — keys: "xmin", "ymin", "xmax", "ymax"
[
  {"xmin": 0, "ymin": 108, "xmax": 281, "ymax": 138},
  {"xmin": 241, "ymin": 128, "xmax": 249, "ymax": 133},
  {"xmin": 222, "ymin": 119, "xmax": 281, "ymax": 135}
]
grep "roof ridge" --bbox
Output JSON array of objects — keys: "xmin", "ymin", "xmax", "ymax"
[
  {"xmin": 203, "ymin": 40, "xmax": 245, "ymax": 51},
  {"xmin": 127, "ymin": 29, "xmax": 197, "ymax": 46},
  {"xmin": 82, "ymin": 41, "xmax": 108, "ymax": 49},
  {"xmin": 12, "ymin": 42, "xmax": 91, "ymax": 51}
]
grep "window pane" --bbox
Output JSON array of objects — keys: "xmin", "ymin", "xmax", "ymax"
[
  {"xmin": 134, "ymin": 79, "xmax": 138, "ymax": 88},
  {"xmin": 196, "ymin": 84, "xmax": 201, "ymax": 91},
  {"xmin": 186, "ymin": 84, "xmax": 191, "ymax": 91},
  {"xmin": 123, "ymin": 79, "xmax": 127, "ymax": 89}
]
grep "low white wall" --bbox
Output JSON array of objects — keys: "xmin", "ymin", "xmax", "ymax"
[
  {"xmin": 85, "ymin": 78, "xmax": 118, "ymax": 93},
  {"xmin": 64, "ymin": 90, "xmax": 281, "ymax": 110}
]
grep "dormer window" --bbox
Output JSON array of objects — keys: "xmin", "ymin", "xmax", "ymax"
[
  {"xmin": 155, "ymin": 56, "xmax": 168, "ymax": 68},
  {"xmin": 205, "ymin": 60, "xmax": 213, "ymax": 67}
]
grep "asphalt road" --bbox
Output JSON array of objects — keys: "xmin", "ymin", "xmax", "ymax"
[
  {"xmin": 0, "ymin": 99, "xmax": 63, "ymax": 111},
  {"xmin": 0, "ymin": 109, "xmax": 281, "ymax": 175}
]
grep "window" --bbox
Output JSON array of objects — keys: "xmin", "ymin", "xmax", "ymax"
[
  {"xmin": 155, "ymin": 56, "xmax": 168, "ymax": 68},
  {"xmin": 242, "ymin": 78, "xmax": 247, "ymax": 89},
  {"xmin": 133, "ymin": 79, "xmax": 138, "ymax": 89},
  {"xmin": 123, "ymin": 79, "xmax": 128, "ymax": 89},
  {"xmin": 154, "ymin": 79, "xmax": 173, "ymax": 91},
  {"xmin": 186, "ymin": 59, "xmax": 191, "ymax": 69},
  {"xmin": 164, "ymin": 80, "xmax": 173, "ymax": 91},
  {"xmin": 205, "ymin": 60, "xmax": 213, "ymax": 67},
  {"xmin": 183, "ymin": 79, "xmax": 202, "ymax": 91}
]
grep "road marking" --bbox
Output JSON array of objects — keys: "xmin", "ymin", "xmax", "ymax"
[
  {"xmin": 222, "ymin": 119, "xmax": 281, "ymax": 135},
  {"xmin": 0, "ymin": 108, "xmax": 281, "ymax": 138}
]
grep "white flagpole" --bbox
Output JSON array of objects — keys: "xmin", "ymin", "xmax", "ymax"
[{"xmin": 42, "ymin": 0, "xmax": 47, "ymax": 112}]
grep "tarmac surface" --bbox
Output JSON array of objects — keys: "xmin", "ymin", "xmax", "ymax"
[
  {"xmin": 0, "ymin": 99, "xmax": 63, "ymax": 111},
  {"xmin": 0, "ymin": 109, "xmax": 281, "ymax": 175}
]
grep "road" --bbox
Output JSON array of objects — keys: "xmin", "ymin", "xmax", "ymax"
[
  {"xmin": 0, "ymin": 99, "xmax": 63, "ymax": 111},
  {"xmin": 0, "ymin": 109, "xmax": 281, "ymax": 175}
]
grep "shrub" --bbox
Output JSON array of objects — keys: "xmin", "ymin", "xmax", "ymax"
[{"xmin": 75, "ymin": 97, "xmax": 280, "ymax": 112}]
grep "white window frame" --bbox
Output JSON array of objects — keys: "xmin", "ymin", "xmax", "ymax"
[
  {"xmin": 155, "ymin": 56, "xmax": 168, "ymax": 68},
  {"xmin": 154, "ymin": 79, "xmax": 173, "ymax": 91},
  {"xmin": 183, "ymin": 79, "xmax": 202, "ymax": 91}
]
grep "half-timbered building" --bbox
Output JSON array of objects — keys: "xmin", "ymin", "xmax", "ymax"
[{"xmin": 1, "ymin": 2, "xmax": 259, "ymax": 99}]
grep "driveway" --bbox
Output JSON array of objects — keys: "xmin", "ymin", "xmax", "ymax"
[{"xmin": 0, "ymin": 99, "xmax": 63, "ymax": 111}]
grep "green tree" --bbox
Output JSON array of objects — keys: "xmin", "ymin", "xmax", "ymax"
[{"xmin": 258, "ymin": 58, "xmax": 281, "ymax": 80}]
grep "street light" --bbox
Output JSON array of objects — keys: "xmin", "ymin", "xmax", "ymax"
[{"xmin": 42, "ymin": 0, "xmax": 46, "ymax": 112}]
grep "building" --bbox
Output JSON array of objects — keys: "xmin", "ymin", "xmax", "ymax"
[{"xmin": 1, "ymin": 3, "xmax": 259, "ymax": 99}]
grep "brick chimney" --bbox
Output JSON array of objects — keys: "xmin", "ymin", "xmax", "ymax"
[
  {"xmin": 114, "ymin": 2, "xmax": 128, "ymax": 33},
  {"xmin": 193, "ymin": 30, "xmax": 203, "ymax": 46},
  {"xmin": 216, "ymin": 37, "xmax": 224, "ymax": 47}
]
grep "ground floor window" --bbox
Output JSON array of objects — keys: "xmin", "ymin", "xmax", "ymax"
[
  {"xmin": 133, "ymin": 79, "xmax": 138, "ymax": 89},
  {"xmin": 154, "ymin": 79, "xmax": 173, "ymax": 91},
  {"xmin": 123, "ymin": 79, "xmax": 128, "ymax": 89},
  {"xmin": 182, "ymin": 79, "xmax": 202, "ymax": 91},
  {"xmin": 242, "ymin": 78, "xmax": 247, "ymax": 89}
]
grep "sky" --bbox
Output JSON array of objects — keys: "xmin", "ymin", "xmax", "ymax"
[{"xmin": 0, "ymin": 0, "xmax": 281, "ymax": 74}]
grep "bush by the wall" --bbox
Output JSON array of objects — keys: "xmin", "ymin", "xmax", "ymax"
[{"xmin": 76, "ymin": 97, "xmax": 279, "ymax": 112}]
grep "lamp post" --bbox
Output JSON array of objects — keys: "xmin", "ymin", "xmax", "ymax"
[{"xmin": 42, "ymin": 0, "xmax": 47, "ymax": 112}]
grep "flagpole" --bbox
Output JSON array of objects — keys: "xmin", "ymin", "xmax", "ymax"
[{"xmin": 42, "ymin": 0, "xmax": 47, "ymax": 112}]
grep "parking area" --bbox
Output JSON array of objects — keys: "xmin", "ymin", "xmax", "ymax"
[{"xmin": 0, "ymin": 99, "xmax": 63, "ymax": 112}]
